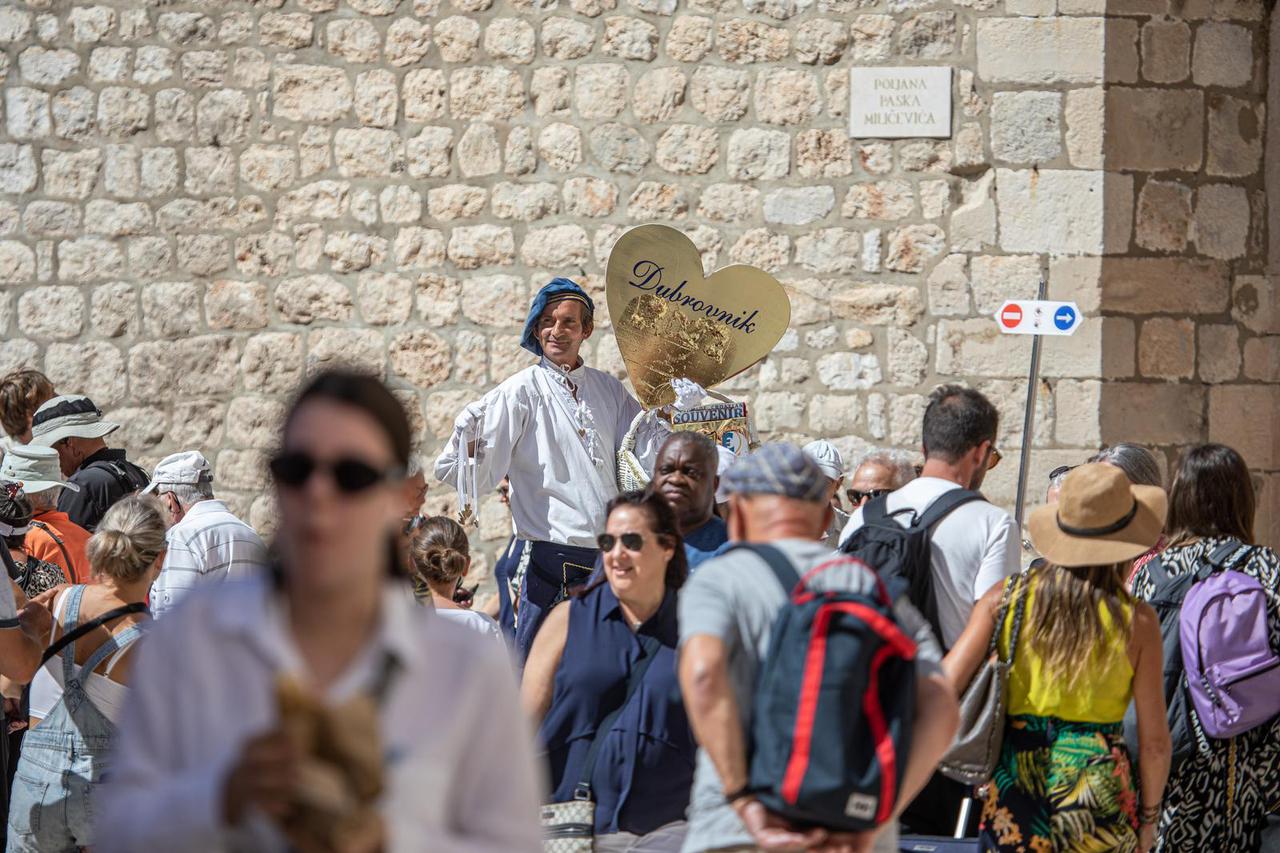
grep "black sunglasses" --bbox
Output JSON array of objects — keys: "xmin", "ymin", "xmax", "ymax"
[
  {"xmin": 1049, "ymin": 464, "xmax": 1077, "ymax": 481},
  {"xmin": 269, "ymin": 452, "xmax": 400, "ymax": 494},
  {"xmin": 847, "ymin": 488, "xmax": 891, "ymax": 505},
  {"xmin": 597, "ymin": 532, "xmax": 646, "ymax": 553}
]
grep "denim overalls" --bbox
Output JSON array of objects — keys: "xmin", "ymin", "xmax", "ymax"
[{"xmin": 7, "ymin": 586, "xmax": 145, "ymax": 851}]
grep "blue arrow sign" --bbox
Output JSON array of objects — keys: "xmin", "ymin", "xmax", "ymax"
[{"xmin": 1053, "ymin": 305, "xmax": 1077, "ymax": 332}]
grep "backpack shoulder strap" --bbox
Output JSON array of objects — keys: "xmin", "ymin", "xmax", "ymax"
[
  {"xmin": 1143, "ymin": 554, "xmax": 1171, "ymax": 586},
  {"xmin": 28, "ymin": 520, "xmax": 75, "ymax": 578},
  {"xmin": 78, "ymin": 621, "xmax": 147, "ymax": 681},
  {"xmin": 916, "ymin": 488, "xmax": 984, "ymax": 530},
  {"xmin": 726, "ymin": 542, "xmax": 801, "ymax": 594}
]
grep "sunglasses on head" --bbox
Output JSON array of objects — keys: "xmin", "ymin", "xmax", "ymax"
[
  {"xmin": 847, "ymin": 488, "xmax": 891, "ymax": 505},
  {"xmin": 269, "ymin": 452, "xmax": 400, "ymax": 494},
  {"xmin": 1048, "ymin": 464, "xmax": 1076, "ymax": 481},
  {"xmin": 597, "ymin": 532, "xmax": 647, "ymax": 553}
]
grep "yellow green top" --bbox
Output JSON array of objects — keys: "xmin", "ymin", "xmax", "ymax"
[{"xmin": 998, "ymin": 575, "xmax": 1135, "ymax": 724}]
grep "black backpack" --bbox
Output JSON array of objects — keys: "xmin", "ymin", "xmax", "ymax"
[
  {"xmin": 1122, "ymin": 541, "xmax": 1245, "ymax": 765},
  {"xmin": 742, "ymin": 544, "xmax": 918, "ymax": 832},
  {"xmin": 838, "ymin": 490, "xmax": 983, "ymax": 646},
  {"xmin": 86, "ymin": 458, "xmax": 150, "ymax": 496}
]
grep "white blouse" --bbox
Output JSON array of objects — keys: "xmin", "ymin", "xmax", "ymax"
[{"xmin": 94, "ymin": 575, "xmax": 542, "ymax": 853}]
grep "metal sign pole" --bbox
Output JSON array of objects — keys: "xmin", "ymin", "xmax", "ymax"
[{"xmin": 1012, "ymin": 276, "xmax": 1048, "ymax": 529}]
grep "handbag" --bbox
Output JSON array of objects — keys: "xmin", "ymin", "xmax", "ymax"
[
  {"xmin": 541, "ymin": 635, "xmax": 661, "ymax": 852},
  {"xmin": 939, "ymin": 572, "xmax": 1029, "ymax": 785}
]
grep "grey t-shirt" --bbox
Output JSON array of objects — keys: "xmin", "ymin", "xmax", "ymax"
[{"xmin": 677, "ymin": 539, "xmax": 943, "ymax": 853}]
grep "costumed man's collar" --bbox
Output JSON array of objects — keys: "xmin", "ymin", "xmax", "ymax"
[{"xmin": 521, "ymin": 276, "xmax": 595, "ymax": 357}]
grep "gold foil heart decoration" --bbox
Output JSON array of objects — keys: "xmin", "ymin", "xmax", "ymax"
[{"xmin": 606, "ymin": 225, "xmax": 792, "ymax": 409}]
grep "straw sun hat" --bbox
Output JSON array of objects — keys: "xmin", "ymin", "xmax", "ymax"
[{"xmin": 1028, "ymin": 462, "xmax": 1167, "ymax": 567}]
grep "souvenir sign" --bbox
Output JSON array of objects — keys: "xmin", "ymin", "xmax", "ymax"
[
  {"xmin": 672, "ymin": 401, "xmax": 753, "ymax": 456},
  {"xmin": 606, "ymin": 225, "xmax": 792, "ymax": 409}
]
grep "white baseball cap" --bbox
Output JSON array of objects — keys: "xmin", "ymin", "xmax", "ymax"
[
  {"xmin": 141, "ymin": 450, "xmax": 213, "ymax": 494},
  {"xmin": 803, "ymin": 439, "xmax": 845, "ymax": 482}
]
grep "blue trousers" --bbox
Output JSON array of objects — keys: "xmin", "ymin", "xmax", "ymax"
[
  {"xmin": 514, "ymin": 540, "xmax": 598, "ymax": 664},
  {"xmin": 493, "ymin": 536, "xmax": 520, "ymax": 641}
]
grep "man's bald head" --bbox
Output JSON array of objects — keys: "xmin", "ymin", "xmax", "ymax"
[{"xmin": 652, "ymin": 431, "xmax": 719, "ymax": 532}]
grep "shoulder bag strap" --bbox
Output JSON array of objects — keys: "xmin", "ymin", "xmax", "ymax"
[
  {"xmin": 1143, "ymin": 554, "xmax": 1171, "ymax": 587},
  {"xmin": 727, "ymin": 543, "xmax": 801, "ymax": 595},
  {"xmin": 998, "ymin": 573, "xmax": 1031, "ymax": 667},
  {"xmin": 574, "ymin": 633, "xmax": 662, "ymax": 799},
  {"xmin": 28, "ymin": 520, "xmax": 75, "ymax": 579},
  {"xmin": 984, "ymin": 574, "xmax": 1017, "ymax": 659},
  {"xmin": 40, "ymin": 601, "xmax": 148, "ymax": 668},
  {"xmin": 917, "ymin": 488, "xmax": 985, "ymax": 530}
]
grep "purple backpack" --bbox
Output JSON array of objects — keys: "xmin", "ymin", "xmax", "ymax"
[{"xmin": 1180, "ymin": 543, "xmax": 1280, "ymax": 739}]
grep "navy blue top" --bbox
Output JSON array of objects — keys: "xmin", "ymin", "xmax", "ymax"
[
  {"xmin": 537, "ymin": 582, "xmax": 695, "ymax": 835},
  {"xmin": 684, "ymin": 515, "xmax": 729, "ymax": 572}
]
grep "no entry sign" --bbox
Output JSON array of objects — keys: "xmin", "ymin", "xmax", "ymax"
[{"xmin": 994, "ymin": 300, "xmax": 1082, "ymax": 336}]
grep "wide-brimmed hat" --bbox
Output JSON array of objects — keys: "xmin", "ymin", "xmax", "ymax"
[
  {"xmin": 0, "ymin": 444, "xmax": 79, "ymax": 495},
  {"xmin": 1028, "ymin": 463, "xmax": 1167, "ymax": 567},
  {"xmin": 29, "ymin": 395, "xmax": 119, "ymax": 447},
  {"xmin": 142, "ymin": 450, "xmax": 212, "ymax": 495}
]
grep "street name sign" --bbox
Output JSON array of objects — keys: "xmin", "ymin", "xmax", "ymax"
[
  {"xmin": 995, "ymin": 300, "xmax": 1082, "ymax": 336},
  {"xmin": 849, "ymin": 66, "xmax": 952, "ymax": 139}
]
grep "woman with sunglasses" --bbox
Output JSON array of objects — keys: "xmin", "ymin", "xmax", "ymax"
[
  {"xmin": 522, "ymin": 490, "xmax": 696, "ymax": 853},
  {"xmin": 96, "ymin": 370, "xmax": 541, "ymax": 852}
]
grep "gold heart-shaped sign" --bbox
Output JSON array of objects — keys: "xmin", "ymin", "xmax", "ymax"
[{"xmin": 606, "ymin": 224, "xmax": 792, "ymax": 409}]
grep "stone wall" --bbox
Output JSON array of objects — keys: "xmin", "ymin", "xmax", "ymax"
[{"xmin": 0, "ymin": 0, "xmax": 1274, "ymax": 581}]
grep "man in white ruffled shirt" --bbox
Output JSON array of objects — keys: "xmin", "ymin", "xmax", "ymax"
[{"xmin": 435, "ymin": 278, "xmax": 666, "ymax": 662}]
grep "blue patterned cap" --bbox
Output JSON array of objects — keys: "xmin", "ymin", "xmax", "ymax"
[
  {"xmin": 723, "ymin": 443, "xmax": 830, "ymax": 503},
  {"xmin": 520, "ymin": 278, "xmax": 595, "ymax": 357}
]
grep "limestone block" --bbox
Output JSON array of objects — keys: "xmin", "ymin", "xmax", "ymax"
[
  {"xmin": 730, "ymin": 229, "xmax": 790, "ymax": 272},
  {"xmin": 1208, "ymin": 385, "xmax": 1278, "ymax": 467},
  {"xmin": 795, "ymin": 19, "xmax": 848, "ymax": 65},
  {"xmin": 1192, "ymin": 183, "xmax": 1248, "ymax": 260},
  {"xmin": 389, "ymin": 330, "xmax": 451, "ymax": 387},
  {"xmin": 138, "ymin": 146, "xmax": 176, "ymax": 196},
  {"xmin": 0, "ymin": 145, "xmax": 37, "ymax": 194},
  {"xmin": 154, "ymin": 89, "xmax": 195, "ymax": 142},
  {"xmin": 355, "ymin": 69, "xmax": 399, "ymax": 127},
  {"xmin": 134, "ymin": 46, "xmax": 174, "ymax": 85},
  {"xmin": 18, "ymin": 285, "xmax": 83, "ymax": 340},
  {"xmin": 505, "ymin": 126, "xmax": 536, "ymax": 175},
  {"xmin": 82, "ymin": 200, "xmax": 150, "ymax": 238},
  {"xmin": 22, "ymin": 201, "xmax": 80, "ymax": 237},
  {"xmin": 50, "ymin": 86, "xmax": 94, "ymax": 141},
  {"xmin": 1104, "ymin": 259, "xmax": 1229, "ymax": 320},
  {"xmin": 45, "ymin": 342, "xmax": 127, "ymax": 407},
  {"xmin": 1207, "ymin": 95, "xmax": 1262, "ymax": 178},
  {"xmin": 976, "ymin": 18, "xmax": 1104, "ymax": 84},
  {"xmin": 406, "ymin": 126, "xmax": 453, "ymax": 177},
  {"xmin": 434, "ymin": 16, "xmax": 480, "ymax": 62},
  {"xmin": 717, "ymin": 19, "xmax": 789, "ymax": 63},
  {"xmin": 184, "ymin": 147, "xmax": 235, "ymax": 194},
  {"xmin": 378, "ymin": 185, "xmax": 422, "ymax": 224},
  {"xmin": 694, "ymin": 184, "xmax": 756, "ymax": 223},
  {"xmin": 306, "ymin": 328, "xmax": 385, "ymax": 376},
  {"xmin": 490, "ymin": 181, "xmax": 560, "ymax": 220},
  {"xmin": 898, "ymin": 11, "xmax": 956, "ymax": 59},
  {"xmin": 326, "ymin": 19, "xmax": 381, "ymax": 64},
  {"xmin": 889, "ymin": 395, "xmax": 928, "ymax": 447},
  {"xmin": 18, "ymin": 47, "xmax": 80, "ymax": 86},
  {"xmin": 816, "ymin": 352, "xmax": 882, "ymax": 391},
  {"xmin": 240, "ymin": 145, "xmax": 298, "ymax": 192},
  {"xmin": 44, "ymin": 148, "xmax": 104, "ymax": 199},
  {"xmin": 224, "ymin": 396, "xmax": 287, "ymax": 451},
  {"xmin": 990, "ymin": 91, "xmax": 1061, "ymax": 164},
  {"xmin": 1054, "ymin": 380, "xmax": 1102, "ymax": 446},
  {"xmin": 1099, "ymin": 383, "xmax": 1204, "ymax": 446},
  {"xmin": 0, "ymin": 8, "xmax": 32, "ymax": 44},
  {"xmin": 884, "ymin": 224, "xmax": 945, "ymax": 273},
  {"xmin": 57, "ymin": 237, "xmax": 124, "ymax": 282},
  {"xmin": 898, "ymin": 141, "xmax": 952, "ymax": 173},
  {"xmin": 521, "ymin": 225, "xmax": 590, "ymax": 268},
  {"xmin": 843, "ymin": 181, "xmax": 913, "ymax": 220},
  {"xmin": 627, "ymin": 182, "xmax": 687, "ymax": 219},
  {"xmin": 666, "ymin": 16, "xmax": 713, "ymax": 61},
  {"xmin": 1192, "ymin": 22, "xmax": 1253, "ymax": 88},
  {"xmin": 450, "ymin": 67, "xmax": 525, "ymax": 120},
  {"xmin": 102, "ymin": 145, "xmax": 139, "ymax": 197},
  {"xmin": 128, "ymin": 336, "xmax": 239, "ymax": 401},
  {"xmin": 323, "ymin": 232, "xmax": 387, "ymax": 273},
  {"xmin": 936, "ymin": 318, "xmax": 1031, "ymax": 378},
  {"xmin": 970, "ymin": 255, "xmax": 1040, "ymax": 314},
  {"xmin": 794, "ymin": 228, "xmax": 860, "ymax": 274},
  {"xmin": 753, "ymin": 392, "xmax": 807, "ymax": 430},
  {"xmin": 927, "ymin": 254, "xmax": 969, "ymax": 316},
  {"xmin": 754, "ymin": 68, "xmax": 819, "ymax": 125},
  {"xmin": 950, "ymin": 170, "xmax": 996, "ymax": 251},
  {"xmin": 1138, "ymin": 317, "xmax": 1196, "ymax": 379},
  {"xmin": 795, "ymin": 130, "xmax": 852, "ymax": 178},
  {"xmin": 427, "ymin": 185, "xmax": 485, "ymax": 220},
  {"xmin": 562, "ymin": 178, "xmax": 616, "ymax": 218},
  {"xmin": 456, "ymin": 123, "xmax": 501, "ymax": 178},
  {"xmin": 385, "ymin": 18, "xmax": 432, "ymax": 67},
  {"xmin": 485, "ymin": 18, "xmax": 536, "ymax": 64},
  {"xmin": 91, "ymin": 282, "xmax": 136, "ymax": 338},
  {"xmin": 6, "ymin": 87, "xmax": 51, "ymax": 139},
  {"xmin": 530, "ymin": 67, "xmax": 570, "ymax": 117},
  {"xmin": 334, "ymin": 128, "xmax": 403, "ymax": 177},
  {"xmin": 997, "ymin": 168, "xmax": 1131, "ymax": 255},
  {"xmin": 447, "ymin": 225, "xmax": 515, "ymax": 269},
  {"xmin": 1232, "ymin": 274, "xmax": 1280, "ymax": 334},
  {"xmin": 1197, "ymin": 324, "xmax": 1240, "ymax": 382},
  {"xmin": 259, "ymin": 13, "xmax": 314, "ymax": 49},
  {"xmin": 633, "ymin": 67, "xmax": 686, "ymax": 123},
  {"xmin": 542, "ymin": 17, "xmax": 595, "ymax": 59},
  {"xmin": 68, "ymin": 6, "xmax": 115, "ymax": 43},
  {"xmin": 575, "ymin": 64, "xmax": 628, "ymax": 119},
  {"xmin": 1141, "ymin": 20, "xmax": 1190, "ymax": 83},
  {"xmin": 887, "ymin": 327, "xmax": 927, "ymax": 386},
  {"xmin": 603, "ymin": 17, "xmax": 658, "ymax": 60},
  {"xmin": 831, "ymin": 284, "xmax": 923, "ymax": 326},
  {"xmin": 1105, "ymin": 88, "xmax": 1202, "ymax": 171},
  {"xmin": 655, "ymin": 124, "xmax": 718, "ymax": 174},
  {"xmin": 691, "ymin": 67, "xmax": 750, "ymax": 123},
  {"xmin": 0, "ymin": 341, "xmax": 40, "ymax": 374},
  {"xmin": 205, "ymin": 279, "xmax": 268, "ymax": 331},
  {"xmin": 272, "ymin": 65, "xmax": 352, "ymax": 123},
  {"xmin": 764, "ymin": 187, "xmax": 834, "ymax": 225},
  {"xmin": 1135, "ymin": 179, "xmax": 1192, "ymax": 252},
  {"xmin": 851, "ymin": 15, "xmax": 895, "ymax": 62},
  {"xmin": 590, "ymin": 123, "xmax": 650, "ymax": 174},
  {"xmin": 809, "ymin": 394, "xmax": 860, "ymax": 433},
  {"xmin": 275, "ymin": 275, "xmax": 353, "ymax": 324}
]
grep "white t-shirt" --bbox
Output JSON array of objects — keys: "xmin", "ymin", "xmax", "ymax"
[
  {"xmin": 434, "ymin": 607, "xmax": 506, "ymax": 647},
  {"xmin": 838, "ymin": 476, "xmax": 1021, "ymax": 648}
]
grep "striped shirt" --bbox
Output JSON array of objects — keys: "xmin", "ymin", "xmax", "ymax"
[{"xmin": 150, "ymin": 500, "xmax": 268, "ymax": 618}]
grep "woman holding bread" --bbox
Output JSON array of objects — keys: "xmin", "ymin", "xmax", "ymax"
[{"xmin": 96, "ymin": 370, "xmax": 541, "ymax": 853}]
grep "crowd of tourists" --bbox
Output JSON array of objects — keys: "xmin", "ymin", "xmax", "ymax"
[{"xmin": 0, "ymin": 277, "xmax": 1272, "ymax": 853}]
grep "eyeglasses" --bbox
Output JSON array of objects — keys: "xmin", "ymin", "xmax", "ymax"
[
  {"xmin": 1048, "ymin": 464, "xmax": 1076, "ymax": 481},
  {"xmin": 269, "ymin": 452, "xmax": 400, "ymax": 494},
  {"xmin": 597, "ymin": 532, "xmax": 646, "ymax": 553},
  {"xmin": 988, "ymin": 448, "xmax": 1003, "ymax": 470},
  {"xmin": 847, "ymin": 488, "xmax": 891, "ymax": 505}
]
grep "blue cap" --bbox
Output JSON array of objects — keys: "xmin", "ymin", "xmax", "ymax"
[
  {"xmin": 521, "ymin": 278, "xmax": 595, "ymax": 357},
  {"xmin": 723, "ymin": 443, "xmax": 830, "ymax": 503}
]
